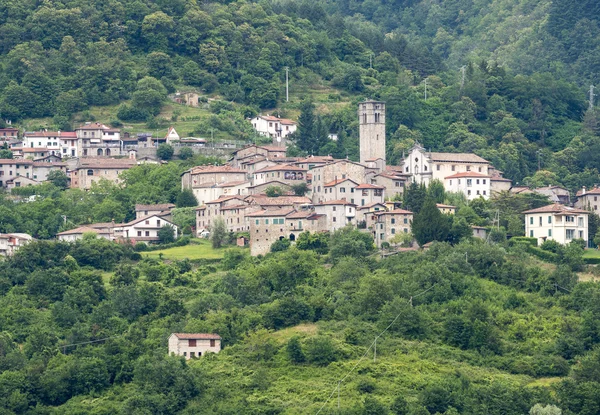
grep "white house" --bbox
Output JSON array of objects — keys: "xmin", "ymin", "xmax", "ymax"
[
  {"xmin": 444, "ymin": 172, "xmax": 491, "ymax": 200},
  {"xmin": 118, "ymin": 214, "xmax": 178, "ymax": 243},
  {"xmin": 168, "ymin": 333, "xmax": 222, "ymax": 359},
  {"xmin": 523, "ymin": 203, "xmax": 589, "ymax": 246},
  {"xmin": 250, "ymin": 115, "xmax": 297, "ymax": 142},
  {"xmin": 314, "ymin": 200, "xmax": 356, "ymax": 231},
  {"xmin": 0, "ymin": 233, "xmax": 34, "ymax": 256},
  {"xmin": 165, "ymin": 126, "xmax": 180, "ymax": 144}
]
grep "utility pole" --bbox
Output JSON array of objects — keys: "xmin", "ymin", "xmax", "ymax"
[
  {"xmin": 590, "ymin": 85, "xmax": 595, "ymax": 110},
  {"xmin": 337, "ymin": 381, "xmax": 341, "ymax": 409},
  {"xmin": 460, "ymin": 65, "xmax": 466, "ymax": 92},
  {"xmin": 424, "ymin": 78, "xmax": 428, "ymax": 101},
  {"xmin": 285, "ymin": 67, "xmax": 289, "ymax": 102},
  {"xmin": 369, "ymin": 53, "xmax": 373, "ymax": 69},
  {"xmin": 374, "ymin": 337, "xmax": 377, "ymax": 362}
]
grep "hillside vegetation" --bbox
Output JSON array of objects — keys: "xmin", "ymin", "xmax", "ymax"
[{"xmin": 1, "ymin": 228, "xmax": 600, "ymax": 414}]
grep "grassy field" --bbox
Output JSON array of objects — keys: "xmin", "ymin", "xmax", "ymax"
[
  {"xmin": 583, "ymin": 249, "xmax": 600, "ymax": 258},
  {"xmin": 143, "ymin": 239, "xmax": 225, "ymax": 260}
]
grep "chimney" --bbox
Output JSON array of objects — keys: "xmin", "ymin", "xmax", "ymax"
[{"xmin": 582, "ymin": 186, "xmax": 586, "ymax": 195}]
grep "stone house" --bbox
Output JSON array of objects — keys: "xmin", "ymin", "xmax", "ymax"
[
  {"xmin": 247, "ymin": 208, "xmax": 296, "ymax": 255},
  {"xmin": 314, "ymin": 200, "xmax": 357, "ymax": 231},
  {"xmin": 135, "ymin": 203, "xmax": 175, "ymax": 220},
  {"xmin": 490, "ymin": 176, "xmax": 513, "ymax": 195},
  {"xmin": 196, "ymin": 196, "xmax": 252, "ymax": 233},
  {"xmin": 168, "ymin": 333, "xmax": 222, "ymax": 359},
  {"xmin": 444, "ymin": 172, "xmax": 491, "ymax": 200},
  {"xmin": 356, "ymin": 202, "xmax": 387, "ymax": 226},
  {"xmin": 576, "ymin": 187, "xmax": 600, "ymax": 212},
  {"xmin": 246, "ymin": 195, "xmax": 312, "ymax": 210},
  {"xmin": 321, "ymin": 178, "xmax": 359, "ymax": 203},
  {"xmin": 372, "ymin": 209, "xmax": 413, "ymax": 247},
  {"xmin": 181, "ymin": 165, "xmax": 247, "ymax": 197},
  {"xmin": 354, "ymin": 184, "xmax": 385, "ymax": 206},
  {"xmin": 310, "ymin": 160, "xmax": 367, "ymax": 204},
  {"xmin": 75, "ymin": 123, "xmax": 121, "ymax": 157},
  {"xmin": 57, "ymin": 226, "xmax": 114, "ymax": 242},
  {"xmin": 371, "ymin": 171, "xmax": 408, "ymax": 199},
  {"xmin": 293, "ymin": 155, "xmax": 335, "ymax": 171},
  {"xmin": 230, "ymin": 144, "xmax": 288, "ymax": 168},
  {"xmin": 247, "ymin": 180, "xmax": 292, "ymax": 195},
  {"xmin": 192, "ymin": 180, "xmax": 250, "ymax": 206},
  {"xmin": 239, "ymin": 157, "xmax": 276, "ymax": 173},
  {"xmin": 0, "ymin": 128, "xmax": 19, "ymax": 140},
  {"xmin": 252, "ymin": 164, "xmax": 307, "ymax": 186},
  {"xmin": 523, "ymin": 203, "xmax": 589, "ymax": 246},
  {"xmin": 70, "ymin": 158, "xmax": 136, "ymax": 190}
]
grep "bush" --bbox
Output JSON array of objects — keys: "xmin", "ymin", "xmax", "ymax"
[
  {"xmin": 510, "ymin": 237, "xmax": 538, "ymax": 247},
  {"xmin": 540, "ymin": 239, "xmax": 562, "ymax": 253},
  {"xmin": 305, "ymin": 336, "xmax": 336, "ymax": 366},
  {"xmin": 134, "ymin": 242, "xmax": 149, "ymax": 252}
]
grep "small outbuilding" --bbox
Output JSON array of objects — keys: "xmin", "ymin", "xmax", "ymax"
[{"xmin": 168, "ymin": 333, "xmax": 222, "ymax": 359}]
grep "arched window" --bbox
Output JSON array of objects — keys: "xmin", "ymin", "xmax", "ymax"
[
  {"xmin": 97, "ymin": 148, "xmax": 103, "ymax": 156},
  {"xmin": 106, "ymin": 148, "xmax": 111, "ymax": 156},
  {"xmin": 87, "ymin": 169, "xmax": 94, "ymax": 176}
]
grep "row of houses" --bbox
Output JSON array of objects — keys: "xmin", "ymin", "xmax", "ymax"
[{"xmin": 0, "ymin": 125, "xmax": 189, "ymax": 160}]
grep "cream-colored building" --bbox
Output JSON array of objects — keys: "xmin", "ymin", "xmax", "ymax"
[
  {"xmin": 70, "ymin": 158, "xmax": 136, "ymax": 189},
  {"xmin": 372, "ymin": 209, "xmax": 413, "ymax": 247},
  {"xmin": 135, "ymin": 203, "xmax": 175, "ymax": 220},
  {"xmin": 196, "ymin": 196, "xmax": 253, "ymax": 234},
  {"xmin": 250, "ymin": 115, "xmax": 297, "ymax": 144},
  {"xmin": 181, "ymin": 165, "xmax": 248, "ymax": 201},
  {"xmin": 436, "ymin": 204, "xmax": 456, "ymax": 215},
  {"xmin": 314, "ymin": 200, "xmax": 357, "ymax": 231},
  {"xmin": 230, "ymin": 144, "xmax": 288, "ymax": 168},
  {"xmin": 401, "ymin": 144, "xmax": 492, "ymax": 186},
  {"xmin": 0, "ymin": 233, "xmax": 34, "ymax": 256},
  {"xmin": 523, "ymin": 204, "xmax": 589, "ymax": 246},
  {"xmin": 371, "ymin": 171, "xmax": 408, "ymax": 199},
  {"xmin": 444, "ymin": 172, "xmax": 491, "ymax": 200},
  {"xmin": 75, "ymin": 123, "xmax": 121, "ymax": 157},
  {"xmin": 192, "ymin": 180, "xmax": 250, "ymax": 206},
  {"xmin": 168, "ymin": 333, "xmax": 221, "ymax": 359},
  {"xmin": 252, "ymin": 164, "xmax": 306, "ymax": 186},
  {"xmin": 321, "ymin": 178, "xmax": 359, "ymax": 203},
  {"xmin": 57, "ymin": 226, "xmax": 114, "ymax": 242},
  {"xmin": 355, "ymin": 184, "xmax": 385, "ymax": 206}
]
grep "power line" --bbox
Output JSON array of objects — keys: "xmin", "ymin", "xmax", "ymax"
[
  {"xmin": 314, "ymin": 284, "xmax": 437, "ymax": 415},
  {"xmin": 60, "ymin": 335, "xmax": 121, "ymax": 352}
]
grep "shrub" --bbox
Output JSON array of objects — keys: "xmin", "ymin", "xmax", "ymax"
[{"xmin": 305, "ymin": 336, "xmax": 336, "ymax": 366}]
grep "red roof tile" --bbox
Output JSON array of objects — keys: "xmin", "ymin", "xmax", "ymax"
[
  {"xmin": 172, "ymin": 333, "xmax": 222, "ymax": 340},
  {"xmin": 444, "ymin": 172, "xmax": 490, "ymax": 179},
  {"xmin": 522, "ymin": 203, "xmax": 589, "ymax": 214}
]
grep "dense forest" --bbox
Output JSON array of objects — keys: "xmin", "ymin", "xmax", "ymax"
[{"xmin": 1, "ymin": 225, "xmax": 600, "ymax": 414}]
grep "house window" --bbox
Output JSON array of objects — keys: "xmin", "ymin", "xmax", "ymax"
[
  {"xmin": 183, "ymin": 352, "xmax": 187, "ymax": 357},
  {"xmin": 467, "ymin": 179, "xmax": 472, "ymax": 187},
  {"xmin": 530, "ymin": 230, "xmax": 534, "ymax": 237},
  {"xmin": 255, "ymin": 219, "xmax": 259, "ymax": 225},
  {"xmin": 579, "ymin": 217, "xmax": 584, "ymax": 227},
  {"xmin": 596, "ymin": 196, "xmax": 598, "ymax": 202},
  {"xmin": 145, "ymin": 220, "xmax": 150, "ymax": 225},
  {"xmin": 391, "ymin": 218, "xmax": 396, "ymax": 224},
  {"xmin": 548, "ymin": 229, "xmax": 552, "ymax": 237},
  {"xmin": 452, "ymin": 165, "xmax": 456, "ymax": 171},
  {"xmin": 333, "ymin": 207, "xmax": 336, "ymax": 211},
  {"xmin": 190, "ymin": 352, "xmax": 195, "ymax": 358},
  {"xmin": 478, "ymin": 167, "xmax": 482, "ymax": 172},
  {"xmin": 404, "ymin": 218, "xmax": 408, "ymax": 224},
  {"xmin": 476, "ymin": 179, "xmax": 480, "ymax": 184},
  {"xmin": 145, "ymin": 231, "xmax": 150, "ymax": 236},
  {"xmin": 210, "ymin": 339, "xmax": 215, "ymax": 347},
  {"xmin": 189, "ymin": 339, "xmax": 197, "ymax": 347},
  {"xmin": 483, "ymin": 191, "xmax": 487, "ymax": 195},
  {"xmin": 137, "ymin": 231, "xmax": 142, "ymax": 236},
  {"xmin": 265, "ymin": 219, "xmax": 269, "ymax": 224},
  {"xmin": 566, "ymin": 229, "xmax": 575, "ymax": 239},
  {"xmin": 333, "ymin": 217, "xmax": 337, "ymax": 222},
  {"xmin": 580, "ymin": 230, "xmax": 584, "ymax": 238},
  {"xmin": 529, "ymin": 217, "xmax": 533, "ymax": 225},
  {"xmin": 340, "ymin": 187, "xmax": 345, "ymax": 193},
  {"xmin": 436, "ymin": 165, "xmax": 440, "ymax": 171},
  {"xmin": 467, "ymin": 190, "xmax": 471, "ymax": 195},
  {"xmin": 548, "ymin": 216, "xmax": 552, "ymax": 224},
  {"xmin": 467, "ymin": 166, "xmax": 471, "ymax": 171},
  {"xmin": 87, "ymin": 169, "xmax": 94, "ymax": 176}
]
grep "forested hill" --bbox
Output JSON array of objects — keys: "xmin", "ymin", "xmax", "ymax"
[{"xmin": 1, "ymin": 1, "xmax": 600, "ymax": 191}]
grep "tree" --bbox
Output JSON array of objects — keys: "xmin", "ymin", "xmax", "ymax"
[
  {"xmin": 132, "ymin": 77, "xmax": 167, "ymax": 115},
  {"xmin": 286, "ymin": 336, "xmax": 305, "ymax": 363},
  {"xmin": 291, "ymin": 182, "xmax": 309, "ymax": 196},
  {"xmin": 178, "ymin": 147, "xmax": 194, "ymax": 160},
  {"xmin": 47, "ymin": 170, "xmax": 69, "ymax": 189},
  {"xmin": 0, "ymin": 149, "xmax": 13, "ymax": 159},
  {"xmin": 390, "ymin": 396, "xmax": 409, "ymax": 415},
  {"xmin": 265, "ymin": 186, "xmax": 285, "ymax": 197},
  {"xmin": 529, "ymin": 404, "xmax": 562, "ymax": 415},
  {"xmin": 271, "ymin": 238, "xmax": 291, "ymax": 252},
  {"xmin": 157, "ymin": 143, "xmax": 174, "ymax": 160},
  {"xmin": 305, "ymin": 336, "xmax": 336, "ymax": 366},
  {"xmin": 363, "ymin": 396, "xmax": 389, "ymax": 415},
  {"xmin": 329, "ymin": 226, "xmax": 375, "ymax": 262},
  {"xmin": 157, "ymin": 225, "xmax": 176, "ymax": 244},
  {"xmin": 296, "ymin": 99, "xmax": 316, "ymax": 154},
  {"xmin": 427, "ymin": 179, "xmax": 445, "ymax": 203},
  {"xmin": 412, "ymin": 196, "xmax": 451, "ymax": 246},
  {"xmin": 402, "ymin": 182, "xmax": 427, "ymax": 213},
  {"xmin": 211, "ymin": 217, "xmax": 227, "ymax": 248},
  {"xmin": 176, "ymin": 189, "xmax": 198, "ymax": 207}
]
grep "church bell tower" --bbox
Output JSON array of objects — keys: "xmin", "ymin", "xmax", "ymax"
[{"xmin": 358, "ymin": 100, "xmax": 386, "ymax": 165}]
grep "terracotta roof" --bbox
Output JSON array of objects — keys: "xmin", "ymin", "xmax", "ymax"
[
  {"xmin": 375, "ymin": 209, "xmax": 413, "ymax": 215},
  {"xmin": 258, "ymin": 115, "xmax": 280, "ymax": 121},
  {"xmin": 250, "ymin": 196, "xmax": 311, "ymax": 206},
  {"xmin": 25, "ymin": 131, "xmax": 78, "ymax": 138},
  {"xmin": 491, "ymin": 177, "xmax": 512, "ymax": 182},
  {"xmin": 32, "ymin": 162, "xmax": 66, "ymax": 167},
  {"xmin": 246, "ymin": 208, "xmax": 295, "ymax": 217},
  {"xmin": 357, "ymin": 202, "xmax": 387, "ymax": 210},
  {"xmin": 429, "ymin": 152, "xmax": 489, "ymax": 163},
  {"xmin": 355, "ymin": 183, "xmax": 384, "ymax": 189},
  {"xmin": 259, "ymin": 145, "xmax": 287, "ymax": 152},
  {"xmin": 215, "ymin": 180, "xmax": 250, "ymax": 188},
  {"xmin": 57, "ymin": 226, "xmax": 110, "ymax": 236},
  {"xmin": 324, "ymin": 178, "xmax": 358, "ymax": 187},
  {"xmin": 577, "ymin": 187, "xmax": 600, "ymax": 197},
  {"xmin": 247, "ymin": 180, "xmax": 290, "ymax": 189},
  {"xmin": 206, "ymin": 195, "xmax": 246, "ymax": 204},
  {"xmin": 445, "ymin": 172, "xmax": 490, "ymax": 179},
  {"xmin": 135, "ymin": 203, "xmax": 175, "ymax": 212},
  {"xmin": 316, "ymin": 200, "xmax": 357, "ymax": 206},
  {"xmin": 436, "ymin": 203, "xmax": 456, "ymax": 209},
  {"xmin": 285, "ymin": 210, "xmax": 320, "ymax": 219},
  {"xmin": 219, "ymin": 204, "xmax": 249, "ymax": 211},
  {"xmin": 190, "ymin": 165, "xmax": 245, "ymax": 174},
  {"xmin": 375, "ymin": 173, "xmax": 408, "ymax": 180},
  {"xmin": 172, "ymin": 333, "xmax": 222, "ymax": 340},
  {"xmin": 254, "ymin": 164, "xmax": 306, "ymax": 173},
  {"xmin": 122, "ymin": 215, "xmax": 176, "ymax": 227},
  {"xmin": 296, "ymin": 155, "xmax": 334, "ymax": 163},
  {"xmin": 522, "ymin": 203, "xmax": 589, "ymax": 215},
  {"xmin": 76, "ymin": 123, "xmax": 118, "ymax": 131},
  {"xmin": 0, "ymin": 159, "xmax": 32, "ymax": 164},
  {"xmin": 77, "ymin": 158, "xmax": 136, "ymax": 169}
]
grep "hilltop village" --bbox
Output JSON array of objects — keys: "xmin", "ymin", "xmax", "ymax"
[{"xmin": 0, "ymin": 100, "xmax": 593, "ymax": 256}]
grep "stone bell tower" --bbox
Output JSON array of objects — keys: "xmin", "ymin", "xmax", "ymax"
[{"xmin": 358, "ymin": 100, "xmax": 386, "ymax": 165}]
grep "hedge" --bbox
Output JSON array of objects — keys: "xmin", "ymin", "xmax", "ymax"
[{"xmin": 509, "ymin": 237, "xmax": 538, "ymax": 247}]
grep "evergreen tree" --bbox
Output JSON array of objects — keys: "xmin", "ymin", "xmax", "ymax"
[
  {"xmin": 427, "ymin": 179, "xmax": 445, "ymax": 204},
  {"xmin": 296, "ymin": 99, "xmax": 316, "ymax": 154},
  {"xmin": 412, "ymin": 196, "xmax": 450, "ymax": 246},
  {"xmin": 176, "ymin": 189, "xmax": 198, "ymax": 208},
  {"xmin": 211, "ymin": 217, "xmax": 227, "ymax": 248},
  {"xmin": 402, "ymin": 182, "xmax": 427, "ymax": 213}
]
